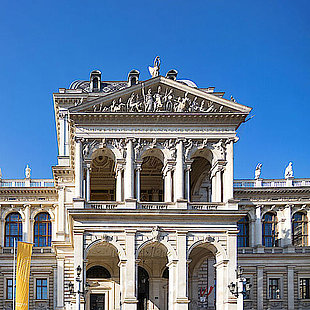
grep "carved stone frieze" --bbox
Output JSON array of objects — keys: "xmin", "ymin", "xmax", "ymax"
[{"xmin": 90, "ymin": 85, "xmax": 235, "ymax": 114}]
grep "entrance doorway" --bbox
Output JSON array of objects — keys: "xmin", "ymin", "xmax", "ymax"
[
  {"xmin": 138, "ymin": 266, "xmax": 149, "ymax": 310},
  {"xmin": 90, "ymin": 294, "xmax": 105, "ymax": 310}
]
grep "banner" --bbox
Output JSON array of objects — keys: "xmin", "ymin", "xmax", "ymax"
[{"xmin": 15, "ymin": 241, "xmax": 33, "ymax": 310}]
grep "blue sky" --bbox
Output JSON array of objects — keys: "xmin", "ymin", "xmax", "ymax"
[{"xmin": 0, "ymin": 0, "xmax": 309, "ymax": 179}]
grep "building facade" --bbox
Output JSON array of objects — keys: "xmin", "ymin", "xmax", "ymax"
[{"xmin": 0, "ymin": 64, "xmax": 309, "ymax": 310}]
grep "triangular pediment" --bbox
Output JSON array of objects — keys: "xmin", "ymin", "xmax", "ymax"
[{"xmin": 69, "ymin": 76, "xmax": 252, "ymax": 115}]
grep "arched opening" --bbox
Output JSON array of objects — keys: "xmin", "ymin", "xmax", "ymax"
[
  {"xmin": 237, "ymin": 215, "xmax": 250, "ymax": 247},
  {"xmin": 190, "ymin": 149, "xmax": 213, "ymax": 202},
  {"xmin": 34, "ymin": 212, "xmax": 52, "ymax": 247},
  {"xmin": 86, "ymin": 242, "xmax": 120, "ymax": 310},
  {"xmin": 5, "ymin": 212, "xmax": 22, "ymax": 247},
  {"xmin": 90, "ymin": 148, "xmax": 116, "ymax": 201},
  {"xmin": 138, "ymin": 241, "xmax": 169, "ymax": 310},
  {"xmin": 93, "ymin": 77, "xmax": 99, "ymax": 90},
  {"xmin": 188, "ymin": 244, "xmax": 216, "ymax": 310},
  {"xmin": 262, "ymin": 212, "xmax": 278, "ymax": 247},
  {"xmin": 140, "ymin": 149, "xmax": 164, "ymax": 202},
  {"xmin": 292, "ymin": 211, "xmax": 308, "ymax": 246}
]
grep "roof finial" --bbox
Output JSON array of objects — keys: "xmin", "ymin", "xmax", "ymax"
[
  {"xmin": 148, "ymin": 56, "xmax": 161, "ymax": 78},
  {"xmin": 25, "ymin": 164, "xmax": 31, "ymax": 179}
]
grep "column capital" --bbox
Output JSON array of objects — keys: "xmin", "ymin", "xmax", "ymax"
[{"xmin": 125, "ymin": 229, "xmax": 137, "ymax": 235}]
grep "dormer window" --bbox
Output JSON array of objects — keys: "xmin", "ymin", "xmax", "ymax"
[
  {"xmin": 90, "ymin": 70, "xmax": 101, "ymax": 92},
  {"xmin": 127, "ymin": 69, "xmax": 140, "ymax": 87}
]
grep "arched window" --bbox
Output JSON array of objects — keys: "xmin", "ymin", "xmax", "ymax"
[
  {"xmin": 86, "ymin": 266, "xmax": 111, "ymax": 278},
  {"xmin": 237, "ymin": 216, "xmax": 249, "ymax": 247},
  {"xmin": 34, "ymin": 213, "xmax": 51, "ymax": 247},
  {"xmin": 292, "ymin": 212, "xmax": 308, "ymax": 246},
  {"xmin": 93, "ymin": 77, "xmax": 99, "ymax": 89},
  {"xmin": 5, "ymin": 213, "xmax": 22, "ymax": 247},
  {"xmin": 262, "ymin": 212, "xmax": 278, "ymax": 247}
]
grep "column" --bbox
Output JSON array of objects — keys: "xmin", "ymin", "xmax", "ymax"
[
  {"xmin": 214, "ymin": 258, "xmax": 228, "ymax": 309},
  {"xmin": 287, "ymin": 266, "xmax": 295, "ymax": 310},
  {"xmin": 23, "ymin": 205, "xmax": 30, "ymax": 242},
  {"xmin": 223, "ymin": 139, "xmax": 234, "ymax": 201},
  {"xmin": 57, "ymin": 186, "xmax": 65, "ymax": 240},
  {"xmin": 116, "ymin": 165, "xmax": 123, "ymax": 202},
  {"xmin": 185, "ymin": 162, "xmax": 192, "ymax": 201},
  {"xmin": 86, "ymin": 163, "xmax": 91, "ymax": 201},
  {"xmin": 216, "ymin": 170, "xmax": 222, "ymax": 202},
  {"xmin": 257, "ymin": 266, "xmax": 264, "ymax": 310},
  {"xmin": 74, "ymin": 231, "xmax": 84, "ymax": 310},
  {"xmin": 59, "ymin": 112, "xmax": 65, "ymax": 156},
  {"xmin": 135, "ymin": 162, "xmax": 142, "ymax": 201},
  {"xmin": 164, "ymin": 167, "xmax": 173, "ymax": 202},
  {"xmin": 56, "ymin": 258, "xmax": 65, "ymax": 309},
  {"xmin": 255, "ymin": 206, "xmax": 262, "ymax": 246},
  {"xmin": 282, "ymin": 205, "xmax": 292, "ymax": 246},
  {"xmin": 176, "ymin": 231, "xmax": 189, "ymax": 310},
  {"xmin": 124, "ymin": 139, "xmax": 135, "ymax": 200},
  {"xmin": 167, "ymin": 259, "xmax": 177, "ymax": 310},
  {"xmin": 75, "ymin": 138, "xmax": 83, "ymax": 198},
  {"xmin": 207, "ymin": 258, "xmax": 215, "ymax": 308},
  {"xmin": 119, "ymin": 260, "xmax": 127, "ymax": 308},
  {"xmin": 175, "ymin": 140, "xmax": 184, "ymax": 201},
  {"xmin": 123, "ymin": 229, "xmax": 137, "ymax": 310},
  {"xmin": 211, "ymin": 171, "xmax": 217, "ymax": 202}
]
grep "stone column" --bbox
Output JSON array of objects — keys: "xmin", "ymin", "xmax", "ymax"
[
  {"xmin": 287, "ymin": 266, "xmax": 295, "ymax": 310},
  {"xmin": 59, "ymin": 112, "xmax": 65, "ymax": 156},
  {"xmin": 123, "ymin": 229, "xmax": 137, "ymax": 310},
  {"xmin": 282, "ymin": 205, "xmax": 292, "ymax": 246},
  {"xmin": 73, "ymin": 231, "xmax": 84, "ymax": 310},
  {"xmin": 175, "ymin": 140, "xmax": 184, "ymax": 201},
  {"xmin": 164, "ymin": 167, "xmax": 173, "ymax": 202},
  {"xmin": 214, "ymin": 258, "xmax": 229, "ymax": 309},
  {"xmin": 255, "ymin": 206, "xmax": 263, "ymax": 247},
  {"xmin": 116, "ymin": 164, "xmax": 123, "ymax": 202},
  {"xmin": 223, "ymin": 139, "xmax": 234, "ymax": 201},
  {"xmin": 56, "ymin": 258, "xmax": 65, "ymax": 309},
  {"xmin": 185, "ymin": 162, "xmax": 192, "ymax": 201},
  {"xmin": 257, "ymin": 266, "xmax": 264, "ymax": 310},
  {"xmin": 125, "ymin": 139, "xmax": 135, "ymax": 200},
  {"xmin": 175, "ymin": 231, "xmax": 189, "ymax": 310},
  {"xmin": 207, "ymin": 258, "xmax": 215, "ymax": 308},
  {"xmin": 57, "ymin": 186, "xmax": 65, "ymax": 241},
  {"xmin": 211, "ymin": 171, "xmax": 217, "ymax": 202},
  {"xmin": 135, "ymin": 162, "xmax": 142, "ymax": 202},
  {"xmin": 23, "ymin": 205, "xmax": 30, "ymax": 242},
  {"xmin": 167, "ymin": 259, "xmax": 177, "ymax": 310},
  {"xmin": 86, "ymin": 163, "xmax": 91, "ymax": 201},
  {"xmin": 75, "ymin": 138, "xmax": 83, "ymax": 198}
]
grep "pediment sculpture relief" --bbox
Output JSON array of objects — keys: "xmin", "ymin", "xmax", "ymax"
[{"xmin": 91, "ymin": 86, "xmax": 235, "ymax": 114}]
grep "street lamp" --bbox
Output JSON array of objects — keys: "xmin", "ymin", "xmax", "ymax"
[
  {"xmin": 228, "ymin": 266, "xmax": 252, "ymax": 298},
  {"xmin": 69, "ymin": 265, "xmax": 89, "ymax": 310}
]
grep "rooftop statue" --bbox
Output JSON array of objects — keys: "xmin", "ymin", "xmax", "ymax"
[
  {"xmin": 285, "ymin": 162, "xmax": 293, "ymax": 179},
  {"xmin": 25, "ymin": 164, "xmax": 31, "ymax": 179},
  {"xmin": 148, "ymin": 56, "xmax": 161, "ymax": 78},
  {"xmin": 254, "ymin": 163, "xmax": 262, "ymax": 179}
]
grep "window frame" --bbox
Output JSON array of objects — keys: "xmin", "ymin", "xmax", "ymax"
[
  {"xmin": 262, "ymin": 212, "xmax": 278, "ymax": 247},
  {"xmin": 299, "ymin": 277, "xmax": 310, "ymax": 300},
  {"xmin": 34, "ymin": 212, "xmax": 52, "ymax": 247},
  {"xmin": 5, "ymin": 212, "xmax": 23, "ymax": 247},
  {"xmin": 267, "ymin": 276, "xmax": 282, "ymax": 300},
  {"xmin": 292, "ymin": 211, "xmax": 308, "ymax": 247},
  {"xmin": 237, "ymin": 215, "xmax": 250, "ymax": 247},
  {"xmin": 6, "ymin": 278, "xmax": 13, "ymax": 300},
  {"xmin": 35, "ymin": 277, "xmax": 49, "ymax": 300}
]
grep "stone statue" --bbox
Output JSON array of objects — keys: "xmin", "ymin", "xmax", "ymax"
[
  {"xmin": 255, "ymin": 163, "xmax": 262, "ymax": 179},
  {"xmin": 285, "ymin": 162, "xmax": 293, "ymax": 179},
  {"xmin": 25, "ymin": 164, "xmax": 31, "ymax": 179},
  {"xmin": 148, "ymin": 56, "xmax": 161, "ymax": 78},
  {"xmin": 145, "ymin": 89, "xmax": 155, "ymax": 112}
]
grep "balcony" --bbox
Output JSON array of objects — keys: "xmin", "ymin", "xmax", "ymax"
[
  {"xmin": 0, "ymin": 179, "xmax": 54, "ymax": 188},
  {"xmin": 234, "ymin": 178, "xmax": 310, "ymax": 188}
]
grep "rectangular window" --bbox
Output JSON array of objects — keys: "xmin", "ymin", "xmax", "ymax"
[
  {"xmin": 300, "ymin": 278, "xmax": 310, "ymax": 299},
  {"xmin": 36, "ymin": 278, "xmax": 48, "ymax": 300},
  {"xmin": 268, "ymin": 278, "xmax": 280, "ymax": 299},
  {"xmin": 7, "ymin": 278, "xmax": 13, "ymax": 299}
]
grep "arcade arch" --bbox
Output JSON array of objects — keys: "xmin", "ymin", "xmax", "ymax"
[
  {"xmin": 189, "ymin": 149, "xmax": 213, "ymax": 202},
  {"xmin": 137, "ymin": 241, "xmax": 169, "ymax": 310},
  {"xmin": 90, "ymin": 148, "xmax": 116, "ymax": 201}
]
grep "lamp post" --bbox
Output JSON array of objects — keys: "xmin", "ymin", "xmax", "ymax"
[
  {"xmin": 228, "ymin": 266, "xmax": 252, "ymax": 298},
  {"xmin": 69, "ymin": 265, "xmax": 88, "ymax": 310}
]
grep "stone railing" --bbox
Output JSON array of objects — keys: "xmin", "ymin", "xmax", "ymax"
[
  {"xmin": 0, "ymin": 179, "xmax": 55, "ymax": 188},
  {"xmin": 238, "ymin": 246, "xmax": 310, "ymax": 254},
  {"xmin": 234, "ymin": 178, "xmax": 310, "ymax": 188},
  {"xmin": 188, "ymin": 202, "xmax": 225, "ymax": 210},
  {"xmin": 86, "ymin": 201, "xmax": 123, "ymax": 210}
]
